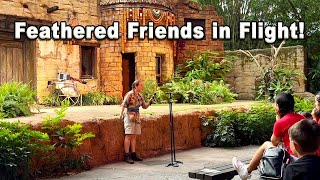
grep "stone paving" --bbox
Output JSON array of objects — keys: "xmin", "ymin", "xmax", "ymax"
[
  {"xmin": 6, "ymin": 100, "xmax": 257, "ymax": 124},
  {"xmin": 51, "ymin": 146, "xmax": 260, "ymax": 180}
]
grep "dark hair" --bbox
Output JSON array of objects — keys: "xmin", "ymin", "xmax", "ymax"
[
  {"xmin": 132, "ymin": 80, "xmax": 141, "ymax": 90},
  {"xmin": 289, "ymin": 120, "xmax": 320, "ymax": 153},
  {"xmin": 275, "ymin": 92, "xmax": 295, "ymax": 118},
  {"xmin": 299, "ymin": 112, "xmax": 313, "ymax": 120}
]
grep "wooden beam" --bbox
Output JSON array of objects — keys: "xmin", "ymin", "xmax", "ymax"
[{"xmin": 63, "ymin": 40, "xmax": 101, "ymax": 47}]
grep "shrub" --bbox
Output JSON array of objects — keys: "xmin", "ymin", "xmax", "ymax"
[
  {"xmin": 82, "ymin": 92, "xmax": 106, "ymax": 105},
  {"xmin": 43, "ymin": 91, "xmax": 119, "ymax": 107},
  {"xmin": 141, "ymin": 79, "xmax": 158, "ymax": 100},
  {"xmin": 39, "ymin": 102, "xmax": 95, "ymax": 174},
  {"xmin": 184, "ymin": 51, "xmax": 235, "ymax": 82},
  {"xmin": 159, "ymin": 79, "xmax": 237, "ymax": 104},
  {"xmin": 294, "ymin": 96, "xmax": 314, "ymax": 113},
  {"xmin": 256, "ymin": 67, "xmax": 305, "ymax": 101},
  {"xmin": 202, "ymin": 102, "xmax": 275, "ymax": 147},
  {"xmin": 82, "ymin": 92, "xmax": 119, "ymax": 106},
  {"xmin": 42, "ymin": 92, "xmax": 61, "ymax": 107},
  {"xmin": 104, "ymin": 95, "xmax": 119, "ymax": 105},
  {"xmin": 0, "ymin": 82, "xmax": 35, "ymax": 118},
  {"xmin": 0, "ymin": 121, "xmax": 51, "ymax": 179}
]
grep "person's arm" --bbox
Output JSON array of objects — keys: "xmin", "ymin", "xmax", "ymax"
[
  {"xmin": 271, "ymin": 134, "xmax": 281, "ymax": 146},
  {"xmin": 120, "ymin": 106, "xmax": 125, "ymax": 120},
  {"xmin": 141, "ymin": 95, "xmax": 153, "ymax": 109},
  {"xmin": 142, "ymin": 99, "xmax": 151, "ymax": 109},
  {"xmin": 271, "ymin": 121, "xmax": 283, "ymax": 146},
  {"xmin": 120, "ymin": 93, "xmax": 130, "ymax": 120}
]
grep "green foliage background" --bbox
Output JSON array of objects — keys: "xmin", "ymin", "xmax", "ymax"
[
  {"xmin": 202, "ymin": 98, "xmax": 314, "ymax": 147},
  {"xmin": 141, "ymin": 51, "xmax": 237, "ymax": 104},
  {"xmin": 0, "ymin": 82, "xmax": 35, "ymax": 118},
  {"xmin": 195, "ymin": 0, "xmax": 320, "ymax": 92}
]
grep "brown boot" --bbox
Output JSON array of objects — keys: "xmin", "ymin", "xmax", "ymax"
[
  {"xmin": 131, "ymin": 152, "xmax": 143, "ymax": 161},
  {"xmin": 124, "ymin": 153, "xmax": 134, "ymax": 164}
]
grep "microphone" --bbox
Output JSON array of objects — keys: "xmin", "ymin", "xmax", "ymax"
[{"xmin": 152, "ymin": 92, "xmax": 156, "ymax": 100}]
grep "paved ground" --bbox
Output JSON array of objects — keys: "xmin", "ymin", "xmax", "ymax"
[
  {"xmin": 51, "ymin": 146, "xmax": 260, "ymax": 180},
  {"xmin": 6, "ymin": 101, "xmax": 257, "ymax": 124}
]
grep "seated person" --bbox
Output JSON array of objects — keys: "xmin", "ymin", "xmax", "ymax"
[
  {"xmin": 311, "ymin": 93, "xmax": 320, "ymax": 156},
  {"xmin": 300, "ymin": 112, "xmax": 313, "ymax": 120},
  {"xmin": 233, "ymin": 92, "xmax": 305, "ymax": 179},
  {"xmin": 283, "ymin": 120, "xmax": 320, "ymax": 180}
]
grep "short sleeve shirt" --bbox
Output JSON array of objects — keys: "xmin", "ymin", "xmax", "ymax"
[
  {"xmin": 121, "ymin": 90, "xmax": 146, "ymax": 112},
  {"xmin": 273, "ymin": 113, "xmax": 305, "ymax": 155}
]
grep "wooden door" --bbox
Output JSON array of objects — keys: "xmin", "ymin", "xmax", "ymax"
[
  {"xmin": 122, "ymin": 53, "xmax": 135, "ymax": 98},
  {"xmin": 122, "ymin": 59, "xmax": 130, "ymax": 97},
  {"xmin": 0, "ymin": 31, "xmax": 35, "ymax": 88}
]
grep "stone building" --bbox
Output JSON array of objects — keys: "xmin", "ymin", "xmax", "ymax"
[{"xmin": 0, "ymin": 0, "xmax": 224, "ymax": 101}]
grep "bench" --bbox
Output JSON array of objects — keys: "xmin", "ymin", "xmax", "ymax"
[{"xmin": 189, "ymin": 158, "xmax": 253, "ymax": 180}]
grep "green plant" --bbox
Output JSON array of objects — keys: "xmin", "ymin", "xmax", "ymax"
[
  {"xmin": 257, "ymin": 67, "xmax": 305, "ymax": 100},
  {"xmin": 42, "ymin": 92, "xmax": 61, "ymax": 107},
  {"xmin": 40, "ymin": 102, "xmax": 95, "ymax": 173},
  {"xmin": 184, "ymin": 51, "xmax": 235, "ymax": 82},
  {"xmin": 240, "ymin": 42, "xmax": 305, "ymax": 101},
  {"xmin": 42, "ymin": 102, "xmax": 95, "ymax": 150},
  {"xmin": 294, "ymin": 96, "xmax": 314, "ymax": 113},
  {"xmin": 82, "ymin": 92, "xmax": 105, "ymax": 106},
  {"xmin": 82, "ymin": 92, "xmax": 119, "ymax": 106},
  {"xmin": 141, "ymin": 79, "xmax": 159, "ymax": 100},
  {"xmin": 0, "ymin": 82, "xmax": 35, "ymax": 118},
  {"xmin": 159, "ymin": 79, "xmax": 237, "ymax": 105},
  {"xmin": 202, "ymin": 102, "xmax": 276, "ymax": 147},
  {"xmin": 105, "ymin": 95, "xmax": 119, "ymax": 105},
  {"xmin": 0, "ymin": 121, "xmax": 51, "ymax": 179}
]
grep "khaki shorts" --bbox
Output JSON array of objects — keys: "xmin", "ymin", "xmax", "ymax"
[{"xmin": 124, "ymin": 113, "xmax": 141, "ymax": 135}]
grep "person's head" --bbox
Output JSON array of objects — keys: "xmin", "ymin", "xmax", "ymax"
[
  {"xmin": 289, "ymin": 120, "xmax": 320, "ymax": 157},
  {"xmin": 299, "ymin": 112, "xmax": 313, "ymax": 120},
  {"xmin": 132, "ymin": 80, "xmax": 143, "ymax": 92},
  {"xmin": 274, "ymin": 92, "xmax": 295, "ymax": 118}
]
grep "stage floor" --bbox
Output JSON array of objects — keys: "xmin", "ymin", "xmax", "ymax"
[
  {"xmin": 49, "ymin": 146, "xmax": 260, "ymax": 180},
  {"xmin": 5, "ymin": 100, "xmax": 257, "ymax": 124}
]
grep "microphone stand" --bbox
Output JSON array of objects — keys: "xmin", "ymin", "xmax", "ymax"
[{"xmin": 166, "ymin": 92, "xmax": 183, "ymax": 167}]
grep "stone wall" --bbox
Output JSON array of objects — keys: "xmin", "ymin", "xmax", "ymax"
[
  {"xmin": 36, "ymin": 40, "xmax": 100, "ymax": 99},
  {"xmin": 225, "ymin": 46, "xmax": 306, "ymax": 100},
  {"xmin": 100, "ymin": 5, "xmax": 174, "ymax": 97},
  {"xmin": 173, "ymin": 0, "xmax": 224, "ymax": 67},
  {"xmin": 0, "ymin": 0, "xmax": 224, "ymax": 101},
  {"xmin": 31, "ymin": 111, "xmax": 212, "ymax": 168},
  {"xmin": 0, "ymin": 0, "xmax": 100, "ymax": 26},
  {"xmin": 0, "ymin": 0, "xmax": 101, "ymax": 101}
]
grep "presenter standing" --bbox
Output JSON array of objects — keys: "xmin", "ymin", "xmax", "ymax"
[{"xmin": 120, "ymin": 80, "xmax": 153, "ymax": 164}]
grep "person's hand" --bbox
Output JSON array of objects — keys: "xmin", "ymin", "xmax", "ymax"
[
  {"xmin": 149, "ymin": 98, "xmax": 155, "ymax": 105},
  {"xmin": 312, "ymin": 108, "xmax": 319, "ymax": 121},
  {"xmin": 120, "ymin": 114, "xmax": 123, "ymax": 120}
]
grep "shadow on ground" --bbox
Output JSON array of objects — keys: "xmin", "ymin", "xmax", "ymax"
[{"xmin": 51, "ymin": 146, "xmax": 261, "ymax": 180}]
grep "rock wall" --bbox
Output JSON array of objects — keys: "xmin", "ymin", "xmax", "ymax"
[
  {"xmin": 0, "ymin": 0, "xmax": 101, "ymax": 101},
  {"xmin": 0, "ymin": 0, "xmax": 100, "ymax": 25},
  {"xmin": 100, "ymin": 4, "xmax": 175, "ymax": 97},
  {"xmin": 225, "ymin": 46, "xmax": 306, "ymax": 100},
  {"xmin": 32, "ymin": 111, "xmax": 212, "ymax": 168},
  {"xmin": 173, "ymin": 0, "xmax": 224, "ymax": 67}
]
